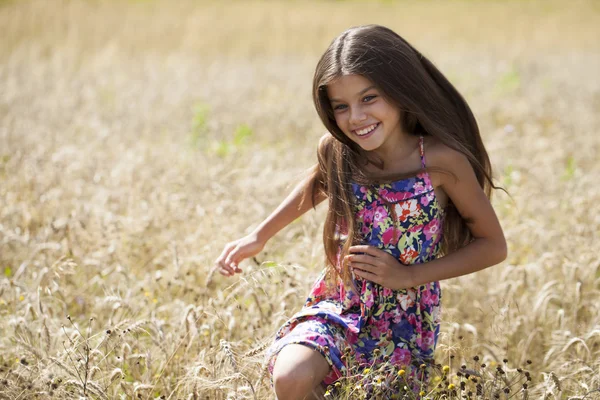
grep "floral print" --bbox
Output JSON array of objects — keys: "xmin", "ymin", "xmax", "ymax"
[{"xmin": 267, "ymin": 136, "xmax": 445, "ymax": 386}]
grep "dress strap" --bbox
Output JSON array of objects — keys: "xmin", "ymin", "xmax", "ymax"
[{"xmin": 419, "ymin": 136, "xmax": 426, "ymax": 168}]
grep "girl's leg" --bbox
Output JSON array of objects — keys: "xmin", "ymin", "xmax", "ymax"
[{"xmin": 273, "ymin": 344, "xmax": 331, "ymax": 400}]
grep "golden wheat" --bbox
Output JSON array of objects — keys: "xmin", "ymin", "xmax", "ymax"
[{"xmin": 0, "ymin": 0, "xmax": 599, "ymax": 398}]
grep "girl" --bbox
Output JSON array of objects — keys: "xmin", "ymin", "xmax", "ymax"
[{"xmin": 215, "ymin": 25, "xmax": 507, "ymax": 400}]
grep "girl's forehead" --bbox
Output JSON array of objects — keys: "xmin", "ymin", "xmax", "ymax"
[{"xmin": 326, "ymin": 74, "xmax": 376, "ymax": 100}]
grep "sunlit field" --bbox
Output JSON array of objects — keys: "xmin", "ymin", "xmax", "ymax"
[{"xmin": 1, "ymin": 0, "xmax": 599, "ymax": 398}]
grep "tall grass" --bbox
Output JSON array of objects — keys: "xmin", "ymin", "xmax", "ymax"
[{"xmin": 0, "ymin": 0, "xmax": 599, "ymax": 398}]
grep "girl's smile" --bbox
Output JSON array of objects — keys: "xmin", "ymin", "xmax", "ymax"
[{"xmin": 353, "ymin": 122, "xmax": 380, "ymax": 138}]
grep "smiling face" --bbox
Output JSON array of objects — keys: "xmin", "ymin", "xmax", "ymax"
[{"xmin": 326, "ymin": 74, "xmax": 405, "ymax": 156}]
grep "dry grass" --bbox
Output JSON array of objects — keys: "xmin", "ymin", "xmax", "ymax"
[{"xmin": 0, "ymin": 0, "xmax": 599, "ymax": 398}]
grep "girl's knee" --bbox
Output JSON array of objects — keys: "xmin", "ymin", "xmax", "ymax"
[
  {"xmin": 272, "ymin": 344, "xmax": 330, "ymax": 399},
  {"xmin": 273, "ymin": 368, "xmax": 312, "ymax": 397}
]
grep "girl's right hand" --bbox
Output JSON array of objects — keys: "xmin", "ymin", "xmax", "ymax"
[{"xmin": 214, "ymin": 233, "xmax": 265, "ymax": 277}]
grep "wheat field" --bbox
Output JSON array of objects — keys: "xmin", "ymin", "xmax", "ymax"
[{"xmin": 1, "ymin": 0, "xmax": 599, "ymax": 398}]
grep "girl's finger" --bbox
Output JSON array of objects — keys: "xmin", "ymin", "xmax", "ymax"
[
  {"xmin": 215, "ymin": 243, "xmax": 235, "ymax": 265},
  {"xmin": 350, "ymin": 262, "xmax": 376, "ymax": 273},
  {"xmin": 225, "ymin": 246, "xmax": 241, "ymax": 266},
  {"xmin": 347, "ymin": 254, "xmax": 378, "ymax": 266},
  {"xmin": 352, "ymin": 267, "xmax": 379, "ymax": 283},
  {"xmin": 218, "ymin": 262, "xmax": 234, "ymax": 275},
  {"xmin": 349, "ymin": 245, "xmax": 381, "ymax": 257},
  {"xmin": 218, "ymin": 266, "xmax": 232, "ymax": 276}
]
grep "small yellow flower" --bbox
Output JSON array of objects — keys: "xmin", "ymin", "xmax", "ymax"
[
  {"xmin": 420, "ymin": 363, "xmax": 426, "ymax": 369},
  {"xmin": 442, "ymin": 365, "xmax": 450, "ymax": 373},
  {"xmin": 152, "ymin": 298, "xmax": 158, "ymax": 303},
  {"xmin": 433, "ymin": 376, "xmax": 442, "ymax": 382},
  {"xmin": 19, "ymin": 295, "xmax": 24, "ymax": 301},
  {"xmin": 324, "ymin": 390, "xmax": 331, "ymax": 397},
  {"xmin": 334, "ymin": 382, "xmax": 341, "ymax": 387},
  {"xmin": 144, "ymin": 291, "xmax": 151, "ymax": 297},
  {"xmin": 355, "ymin": 383, "xmax": 362, "ymax": 389},
  {"xmin": 448, "ymin": 383, "xmax": 456, "ymax": 390},
  {"xmin": 398, "ymin": 369, "xmax": 406, "ymax": 376},
  {"xmin": 419, "ymin": 391, "xmax": 426, "ymax": 396},
  {"xmin": 363, "ymin": 368, "xmax": 371, "ymax": 374}
]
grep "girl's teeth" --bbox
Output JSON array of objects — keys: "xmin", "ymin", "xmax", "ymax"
[{"xmin": 356, "ymin": 123, "xmax": 377, "ymax": 136}]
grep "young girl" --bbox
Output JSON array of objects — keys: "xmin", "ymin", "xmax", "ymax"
[{"xmin": 215, "ymin": 25, "xmax": 506, "ymax": 399}]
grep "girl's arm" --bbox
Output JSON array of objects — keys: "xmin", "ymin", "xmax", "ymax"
[
  {"xmin": 347, "ymin": 145, "xmax": 507, "ymax": 289},
  {"xmin": 404, "ymin": 146, "xmax": 507, "ymax": 286},
  {"xmin": 215, "ymin": 165, "xmax": 327, "ymax": 276}
]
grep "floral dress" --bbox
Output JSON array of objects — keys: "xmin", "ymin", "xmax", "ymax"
[{"xmin": 267, "ymin": 136, "xmax": 445, "ymax": 386}]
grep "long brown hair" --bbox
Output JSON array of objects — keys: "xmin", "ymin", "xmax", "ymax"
[{"xmin": 307, "ymin": 25, "xmax": 499, "ymax": 287}]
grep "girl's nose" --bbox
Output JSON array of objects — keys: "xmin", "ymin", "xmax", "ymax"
[{"xmin": 349, "ymin": 107, "xmax": 367, "ymax": 125}]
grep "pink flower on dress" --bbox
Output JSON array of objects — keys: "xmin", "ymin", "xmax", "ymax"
[
  {"xmin": 382, "ymin": 287, "xmax": 394, "ymax": 298},
  {"xmin": 407, "ymin": 312, "xmax": 418, "ymax": 327},
  {"xmin": 374, "ymin": 317, "xmax": 390, "ymax": 334},
  {"xmin": 312, "ymin": 279, "xmax": 328, "ymax": 298},
  {"xmin": 420, "ymin": 191, "xmax": 434, "ymax": 207},
  {"xmin": 423, "ymin": 219, "xmax": 441, "ymax": 241},
  {"xmin": 314, "ymin": 335, "xmax": 329, "ymax": 347},
  {"xmin": 347, "ymin": 331, "xmax": 359, "ymax": 345},
  {"xmin": 421, "ymin": 289, "xmax": 439, "ymax": 306},
  {"xmin": 422, "ymin": 331, "xmax": 436, "ymax": 348},
  {"xmin": 413, "ymin": 181, "xmax": 426, "ymax": 195},
  {"xmin": 370, "ymin": 325, "xmax": 382, "ymax": 339},
  {"xmin": 390, "ymin": 347, "xmax": 412, "ymax": 366},
  {"xmin": 373, "ymin": 206, "xmax": 388, "ymax": 228},
  {"xmin": 382, "ymin": 227, "xmax": 401, "ymax": 246},
  {"xmin": 362, "ymin": 287, "xmax": 375, "ymax": 309},
  {"xmin": 394, "ymin": 199, "xmax": 420, "ymax": 222},
  {"xmin": 357, "ymin": 207, "xmax": 374, "ymax": 224},
  {"xmin": 382, "ymin": 191, "xmax": 413, "ymax": 203}
]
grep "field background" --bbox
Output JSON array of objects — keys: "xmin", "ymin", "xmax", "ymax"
[{"xmin": 1, "ymin": 0, "xmax": 599, "ymax": 398}]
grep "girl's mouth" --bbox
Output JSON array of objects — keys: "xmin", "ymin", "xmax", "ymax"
[{"xmin": 353, "ymin": 123, "xmax": 379, "ymax": 139}]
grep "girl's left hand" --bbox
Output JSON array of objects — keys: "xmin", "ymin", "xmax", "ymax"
[{"xmin": 346, "ymin": 245, "xmax": 415, "ymax": 290}]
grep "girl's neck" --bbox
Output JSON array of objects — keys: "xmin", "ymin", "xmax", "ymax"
[{"xmin": 369, "ymin": 133, "xmax": 421, "ymax": 174}]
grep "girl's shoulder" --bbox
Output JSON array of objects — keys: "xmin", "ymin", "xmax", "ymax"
[
  {"xmin": 423, "ymin": 136, "xmax": 469, "ymax": 170},
  {"xmin": 423, "ymin": 136, "xmax": 473, "ymax": 186}
]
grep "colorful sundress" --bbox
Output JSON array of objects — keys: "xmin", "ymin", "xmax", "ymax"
[{"xmin": 267, "ymin": 136, "xmax": 445, "ymax": 387}]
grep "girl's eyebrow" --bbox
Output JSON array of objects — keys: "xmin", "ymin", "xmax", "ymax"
[{"xmin": 329, "ymin": 85, "xmax": 376, "ymax": 103}]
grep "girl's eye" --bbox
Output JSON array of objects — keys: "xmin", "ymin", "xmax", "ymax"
[
  {"xmin": 333, "ymin": 104, "xmax": 347, "ymax": 111},
  {"xmin": 363, "ymin": 95, "xmax": 376, "ymax": 102}
]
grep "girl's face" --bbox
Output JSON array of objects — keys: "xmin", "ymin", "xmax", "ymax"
[{"xmin": 327, "ymin": 74, "xmax": 405, "ymax": 155}]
